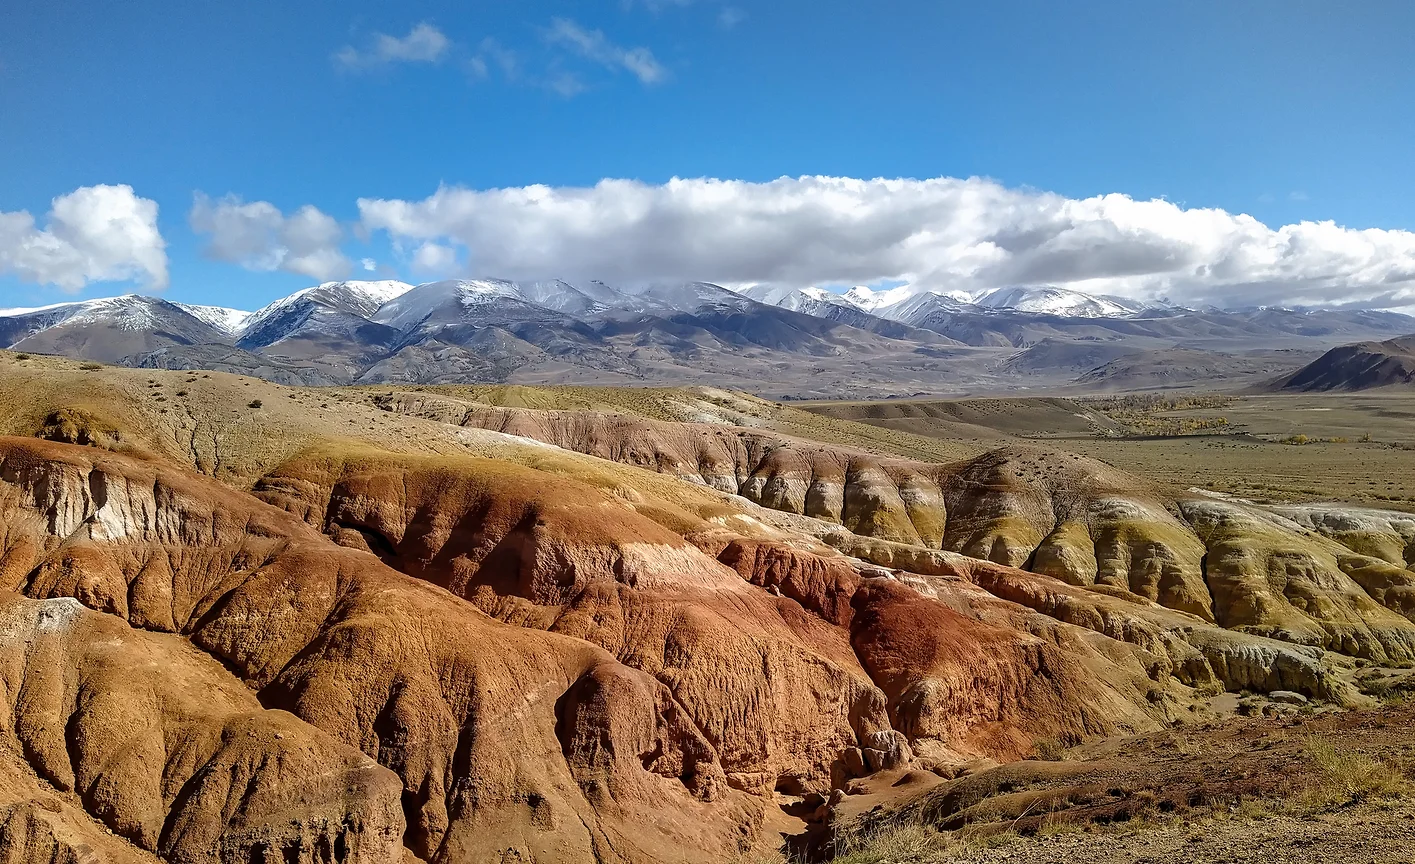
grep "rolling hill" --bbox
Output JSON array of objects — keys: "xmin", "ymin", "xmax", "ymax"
[{"xmin": 1274, "ymin": 335, "xmax": 1415, "ymax": 391}]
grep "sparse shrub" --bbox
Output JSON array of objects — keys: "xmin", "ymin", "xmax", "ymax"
[
  {"xmin": 80, "ymin": 362, "xmax": 103, "ymax": 371},
  {"xmin": 248, "ymin": 399, "xmax": 263, "ymax": 409},
  {"xmin": 14, "ymin": 353, "xmax": 30, "ymax": 360},
  {"xmin": 1036, "ymin": 811, "xmax": 1083, "ymax": 837},
  {"xmin": 831, "ymin": 823, "xmax": 937, "ymax": 864},
  {"xmin": 1360, "ymin": 432, "xmax": 1373, "ymax": 443},
  {"xmin": 1030, "ymin": 737, "xmax": 1068, "ymax": 761},
  {"xmin": 1297, "ymin": 736, "xmax": 1408, "ymax": 811},
  {"xmin": 175, "ymin": 390, "xmax": 188, "ymax": 397},
  {"xmin": 1232, "ymin": 796, "xmax": 1275, "ymax": 821},
  {"xmin": 1281, "ymin": 434, "xmax": 1310, "ymax": 445}
]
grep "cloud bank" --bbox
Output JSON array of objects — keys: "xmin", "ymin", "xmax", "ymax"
[
  {"xmin": 357, "ymin": 175, "xmax": 1415, "ymax": 309},
  {"xmin": 0, "ymin": 184, "xmax": 168, "ymax": 292},
  {"xmin": 190, "ymin": 194, "xmax": 349, "ymax": 281}
]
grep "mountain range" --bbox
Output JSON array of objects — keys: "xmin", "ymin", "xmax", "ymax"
[{"xmin": 3, "ymin": 280, "xmax": 1413, "ymax": 396}]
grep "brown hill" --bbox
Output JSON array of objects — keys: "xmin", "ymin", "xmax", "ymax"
[
  {"xmin": 1076, "ymin": 347, "xmax": 1315, "ymax": 390},
  {"xmin": 1274, "ymin": 335, "xmax": 1415, "ymax": 391}
]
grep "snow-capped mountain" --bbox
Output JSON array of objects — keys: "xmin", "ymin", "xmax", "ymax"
[
  {"xmin": 0, "ymin": 295, "xmax": 237, "ymax": 362},
  {"xmin": 241, "ymin": 281, "xmax": 412, "ymax": 334},
  {"xmin": 842, "ymin": 285, "xmax": 975, "ymax": 314},
  {"xmin": 735, "ymin": 285, "xmax": 855, "ymax": 315},
  {"xmin": 868, "ymin": 291, "xmax": 976, "ymax": 325},
  {"xmin": 0, "ymin": 295, "xmax": 166, "ymax": 332},
  {"xmin": 173, "ymin": 303, "xmax": 251, "ymax": 336},
  {"xmin": 237, "ymin": 281, "xmax": 413, "ymax": 350},
  {"xmin": 974, "ymin": 286, "xmax": 1143, "ymax": 318},
  {"xmin": 730, "ymin": 284, "xmax": 959, "ymax": 343},
  {"xmin": 6, "ymin": 279, "xmax": 1414, "ymax": 393},
  {"xmin": 372, "ymin": 280, "xmax": 587, "ymax": 331}
]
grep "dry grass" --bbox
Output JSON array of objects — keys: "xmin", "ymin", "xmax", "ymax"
[
  {"xmin": 1296, "ymin": 736, "xmax": 1409, "ymax": 811},
  {"xmin": 831, "ymin": 823, "xmax": 946, "ymax": 864},
  {"xmin": 1029, "ymin": 736, "xmax": 1069, "ymax": 761},
  {"xmin": 823, "ymin": 821, "xmax": 1019, "ymax": 864}
]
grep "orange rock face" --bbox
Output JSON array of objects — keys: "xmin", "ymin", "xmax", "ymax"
[
  {"xmin": 251, "ymin": 451, "xmax": 903, "ymax": 795},
  {"xmin": 0, "ymin": 590, "xmax": 405, "ymax": 863},
  {"xmin": 0, "ymin": 439, "xmax": 765, "ymax": 862},
  {"xmin": 2, "ymin": 420, "xmax": 1399, "ymax": 863}
]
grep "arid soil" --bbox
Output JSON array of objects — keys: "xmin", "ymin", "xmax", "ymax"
[
  {"xmin": 825, "ymin": 708, "xmax": 1415, "ymax": 864},
  {"xmin": 1, "ymin": 353, "xmax": 1415, "ymax": 862},
  {"xmin": 935, "ymin": 809, "xmax": 1415, "ymax": 864}
]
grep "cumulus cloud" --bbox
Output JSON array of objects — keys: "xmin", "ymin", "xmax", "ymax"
[
  {"xmin": 357, "ymin": 175, "xmax": 1415, "ymax": 310},
  {"xmin": 411, "ymin": 241, "xmax": 458, "ymax": 275},
  {"xmin": 190, "ymin": 194, "xmax": 349, "ymax": 281},
  {"xmin": 545, "ymin": 18, "xmax": 667, "ymax": 85},
  {"xmin": 336, "ymin": 22, "xmax": 449, "ymax": 69},
  {"xmin": 0, "ymin": 184, "xmax": 168, "ymax": 292}
]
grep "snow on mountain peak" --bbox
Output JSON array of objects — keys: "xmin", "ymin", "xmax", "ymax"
[
  {"xmin": 0, "ymin": 294, "xmax": 163, "ymax": 332},
  {"xmin": 976, "ymin": 286, "xmax": 1140, "ymax": 318},
  {"xmin": 240, "ymin": 280, "xmax": 415, "ymax": 337},
  {"xmin": 797, "ymin": 287, "xmax": 851, "ymax": 306},
  {"xmin": 736, "ymin": 284, "xmax": 854, "ymax": 311},
  {"xmin": 841, "ymin": 284, "xmax": 975, "ymax": 312},
  {"xmin": 173, "ymin": 303, "xmax": 251, "ymax": 336}
]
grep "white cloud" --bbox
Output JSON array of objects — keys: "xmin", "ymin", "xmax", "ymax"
[
  {"xmin": 357, "ymin": 175, "xmax": 1415, "ymax": 310},
  {"xmin": 411, "ymin": 241, "xmax": 458, "ymax": 275},
  {"xmin": 545, "ymin": 18, "xmax": 667, "ymax": 85},
  {"xmin": 361, "ymin": 257, "xmax": 378, "ymax": 272},
  {"xmin": 718, "ymin": 7, "xmax": 746, "ymax": 28},
  {"xmin": 0, "ymin": 184, "xmax": 168, "ymax": 292},
  {"xmin": 190, "ymin": 194, "xmax": 349, "ymax": 281},
  {"xmin": 336, "ymin": 22, "xmax": 449, "ymax": 69}
]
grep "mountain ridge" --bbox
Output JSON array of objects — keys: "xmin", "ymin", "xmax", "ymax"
[{"xmin": 5, "ymin": 280, "xmax": 1414, "ymax": 395}]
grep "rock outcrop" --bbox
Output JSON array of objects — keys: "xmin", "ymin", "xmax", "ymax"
[
  {"xmin": 3, "ymin": 379, "xmax": 1413, "ymax": 864},
  {"xmin": 0, "ymin": 591, "xmax": 405, "ymax": 863},
  {"xmin": 1180, "ymin": 497, "xmax": 1415, "ymax": 662},
  {"xmin": 366, "ymin": 397, "xmax": 1415, "ymax": 664},
  {"xmin": 0, "ymin": 436, "xmax": 1207, "ymax": 862},
  {"xmin": 0, "ymin": 438, "xmax": 768, "ymax": 863}
]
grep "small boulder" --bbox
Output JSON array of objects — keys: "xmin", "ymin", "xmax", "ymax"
[
  {"xmin": 1269, "ymin": 690, "xmax": 1309, "ymax": 706},
  {"xmin": 842, "ymin": 748, "xmax": 866, "ymax": 778}
]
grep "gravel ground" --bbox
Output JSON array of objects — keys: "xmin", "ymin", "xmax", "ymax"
[{"xmin": 935, "ymin": 804, "xmax": 1415, "ymax": 864}]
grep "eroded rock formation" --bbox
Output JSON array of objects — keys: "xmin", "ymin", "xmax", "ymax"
[
  {"xmin": 0, "ymin": 439, "xmax": 766, "ymax": 863},
  {"xmin": 2, "ymin": 389, "xmax": 1413, "ymax": 863},
  {"xmin": 367, "ymin": 396, "xmax": 1415, "ymax": 663}
]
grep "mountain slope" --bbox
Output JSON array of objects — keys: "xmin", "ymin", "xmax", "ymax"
[
  {"xmin": 6, "ymin": 281, "xmax": 1415, "ymax": 395},
  {"xmin": 1273, "ymin": 335, "xmax": 1415, "ymax": 391},
  {"xmin": 0, "ymin": 296, "xmax": 230, "ymax": 362},
  {"xmin": 975, "ymin": 286, "xmax": 1144, "ymax": 317},
  {"xmin": 1078, "ymin": 347, "xmax": 1316, "ymax": 389}
]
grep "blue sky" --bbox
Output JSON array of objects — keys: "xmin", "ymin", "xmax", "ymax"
[{"xmin": 3, "ymin": 0, "xmax": 1415, "ymax": 312}]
